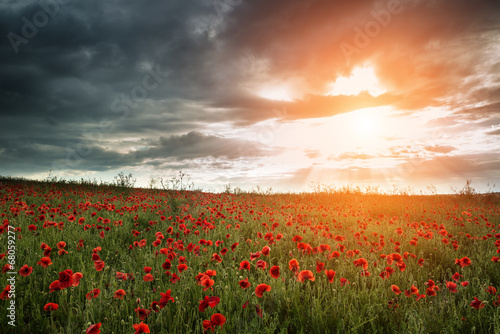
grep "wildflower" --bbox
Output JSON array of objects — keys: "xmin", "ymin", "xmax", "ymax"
[
  {"xmin": 391, "ymin": 285, "xmax": 402, "ymax": 295},
  {"xmin": 86, "ymin": 323, "xmax": 101, "ymax": 334},
  {"xmin": 19, "ymin": 264, "xmax": 33, "ymax": 277},
  {"xmin": 159, "ymin": 289, "xmax": 175, "ymax": 308},
  {"xmin": 132, "ymin": 321, "xmax": 150, "ymax": 334},
  {"xmin": 455, "ymin": 257, "xmax": 472, "ymax": 268},
  {"xmin": 114, "ymin": 289, "xmax": 126, "ymax": 299},
  {"xmin": 199, "ymin": 296, "xmax": 220, "ymax": 312},
  {"xmin": 135, "ymin": 307, "xmax": 150, "ymax": 321},
  {"xmin": 446, "ymin": 281, "xmax": 458, "ymax": 293},
  {"xmin": 269, "ymin": 266, "xmax": 280, "ymax": 279},
  {"xmin": 239, "ymin": 261, "xmax": 250, "ymax": 270},
  {"xmin": 255, "ymin": 283, "xmax": 271, "ymax": 297},
  {"xmin": 37, "ymin": 257, "xmax": 52, "ymax": 268},
  {"xmin": 470, "ymin": 297, "xmax": 485, "ymax": 309},
  {"xmin": 94, "ymin": 260, "xmax": 105, "ymax": 271},
  {"xmin": 43, "ymin": 303, "xmax": 59, "ymax": 311},
  {"xmin": 86, "ymin": 288, "xmax": 100, "ymax": 300},
  {"xmin": 316, "ymin": 261, "xmax": 325, "ymax": 273},
  {"xmin": 239, "ymin": 278, "xmax": 251, "ymax": 289},
  {"xmin": 297, "ymin": 270, "xmax": 315, "ymax": 283},
  {"xmin": 486, "ymin": 286, "xmax": 497, "ymax": 295},
  {"xmin": 325, "ymin": 269, "xmax": 336, "ymax": 283},
  {"xmin": 353, "ymin": 258, "xmax": 368, "ymax": 270}
]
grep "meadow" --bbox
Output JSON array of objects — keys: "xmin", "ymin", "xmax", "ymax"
[{"xmin": 1, "ymin": 178, "xmax": 499, "ymax": 333}]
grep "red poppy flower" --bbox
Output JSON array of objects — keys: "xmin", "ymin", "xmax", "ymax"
[
  {"xmin": 178, "ymin": 264, "xmax": 188, "ymax": 273},
  {"xmin": 289, "ymin": 259, "xmax": 300, "ymax": 273},
  {"xmin": 325, "ymin": 269, "xmax": 336, "ymax": 283},
  {"xmin": 143, "ymin": 266, "xmax": 152, "ymax": 273},
  {"xmin": 446, "ymin": 281, "xmax": 458, "ymax": 293},
  {"xmin": 159, "ymin": 289, "xmax": 174, "ymax": 308},
  {"xmin": 470, "ymin": 297, "xmax": 485, "ymax": 309},
  {"xmin": 205, "ymin": 269, "xmax": 217, "ymax": 277},
  {"xmin": 57, "ymin": 241, "xmax": 66, "ymax": 249},
  {"xmin": 116, "ymin": 271, "xmax": 128, "ymax": 280},
  {"xmin": 49, "ymin": 280, "xmax": 61, "ymax": 293},
  {"xmin": 353, "ymin": 258, "xmax": 368, "ymax": 270},
  {"xmin": 316, "ymin": 261, "xmax": 325, "ymax": 273},
  {"xmin": 72, "ymin": 272, "xmax": 83, "ymax": 286},
  {"xmin": 330, "ymin": 251, "xmax": 340, "ymax": 258},
  {"xmin": 86, "ymin": 288, "xmax": 101, "ymax": 300},
  {"xmin": 391, "ymin": 285, "xmax": 402, "ymax": 295},
  {"xmin": 58, "ymin": 249, "xmax": 68, "ymax": 256},
  {"xmin": 0, "ymin": 285, "xmax": 10, "ymax": 300},
  {"xmin": 239, "ymin": 260, "xmax": 250, "ymax": 270},
  {"xmin": 451, "ymin": 272, "xmax": 462, "ymax": 281},
  {"xmin": 94, "ymin": 260, "xmax": 105, "ymax": 271},
  {"xmin": 44, "ymin": 303, "xmax": 59, "ymax": 311},
  {"xmin": 269, "ymin": 266, "xmax": 280, "ymax": 279},
  {"xmin": 239, "ymin": 278, "xmax": 251, "ymax": 289},
  {"xmin": 426, "ymin": 287, "xmax": 437, "ymax": 296},
  {"xmin": 135, "ymin": 307, "xmax": 151, "ymax": 321},
  {"xmin": 202, "ymin": 320, "xmax": 213, "ymax": 332},
  {"xmin": 292, "ymin": 235, "xmax": 303, "ymax": 242},
  {"xmin": 161, "ymin": 259, "xmax": 172, "ymax": 270},
  {"xmin": 28, "ymin": 224, "xmax": 37, "ymax": 231},
  {"xmin": 461, "ymin": 281, "xmax": 469, "ymax": 287},
  {"xmin": 37, "ymin": 257, "xmax": 52, "ymax": 268},
  {"xmin": 1, "ymin": 263, "xmax": 12, "ymax": 273},
  {"xmin": 249, "ymin": 251, "xmax": 261, "ymax": 261},
  {"xmin": 132, "ymin": 321, "xmax": 150, "ymax": 334},
  {"xmin": 19, "ymin": 264, "xmax": 33, "ymax": 277},
  {"xmin": 297, "ymin": 270, "xmax": 315, "ymax": 283},
  {"xmin": 114, "ymin": 289, "xmax": 126, "ymax": 299},
  {"xmin": 200, "ymin": 276, "xmax": 214, "ymax": 291},
  {"xmin": 170, "ymin": 273, "xmax": 180, "ymax": 284},
  {"xmin": 86, "ymin": 323, "xmax": 101, "ymax": 334},
  {"xmin": 255, "ymin": 283, "xmax": 271, "ymax": 297},
  {"xmin": 340, "ymin": 278, "xmax": 350, "ymax": 286},
  {"xmin": 211, "ymin": 253, "xmax": 222, "ymax": 263},
  {"xmin": 58, "ymin": 269, "xmax": 74, "ymax": 289},
  {"xmin": 198, "ymin": 296, "xmax": 220, "ymax": 312},
  {"xmin": 261, "ymin": 246, "xmax": 270, "ymax": 256},
  {"xmin": 255, "ymin": 305, "xmax": 263, "ymax": 318},
  {"xmin": 455, "ymin": 257, "xmax": 472, "ymax": 268},
  {"xmin": 256, "ymin": 260, "xmax": 267, "ymax": 270},
  {"xmin": 418, "ymin": 258, "xmax": 425, "ymax": 266},
  {"xmin": 231, "ymin": 242, "xmax": 239, "ymax": 252},
  {"xmin": 486, "ymin": 286, "xmax": 497, "ymax": 295}
]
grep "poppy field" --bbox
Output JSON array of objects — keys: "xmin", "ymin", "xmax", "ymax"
[{"xmin": 1, "ymin": 179, "xmax": 500, "ymax": 333}]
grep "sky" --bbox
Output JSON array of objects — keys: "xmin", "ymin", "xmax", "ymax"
[{"xmin": 1, "ymin": 0, "xmax": 500, "ymax": 193}]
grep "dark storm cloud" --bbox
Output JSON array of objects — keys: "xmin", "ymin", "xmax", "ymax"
[{"xmin": 0, "ymin": 130, "xmax": 271, "ymax": 174}]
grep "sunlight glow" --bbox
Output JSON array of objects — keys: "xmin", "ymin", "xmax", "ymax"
[
  {"xmin": 258, "ymin": 86, "xmax": 293, "ymax": 101},
  {"xmin": 328, "ymin": 66, "xmax": 386, "ymax": 97}
]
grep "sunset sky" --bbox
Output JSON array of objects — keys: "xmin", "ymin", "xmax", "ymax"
[{"xmin": 1, "ymin": 0, "xmax": 500, "ymax": 193}]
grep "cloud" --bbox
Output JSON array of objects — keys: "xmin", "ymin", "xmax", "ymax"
[{"xmin": 423, "ymin": 145, "xmax": 457, "ymax": 154}]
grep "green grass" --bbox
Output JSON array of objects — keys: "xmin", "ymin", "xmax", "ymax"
[{"xmin": 0, "ymin": 179, "xmax": 499, "ymax": 333}]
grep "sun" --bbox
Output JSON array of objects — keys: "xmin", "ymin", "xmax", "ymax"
[{"xmin": 328, "ymin": 65, "xmax": 386, "ymax": 97}]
